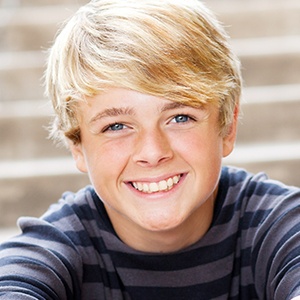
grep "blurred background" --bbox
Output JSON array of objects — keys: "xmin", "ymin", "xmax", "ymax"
[{"xmin": 0, "ymin": 0, "xmax": 300, "ymax": 240}]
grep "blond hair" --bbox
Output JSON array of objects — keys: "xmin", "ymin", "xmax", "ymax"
[{"xmin": 45, "ymin": 0, "xmax": 242, "ymax": 145}]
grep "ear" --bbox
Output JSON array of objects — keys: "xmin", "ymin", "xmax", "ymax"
[
  {"xmin": 68, "ymin": 141, "xmax": 88, "ymax": 173},
  {"xmin": 222, "ymin": 105, "xmax": 239, "ymax": 158}
]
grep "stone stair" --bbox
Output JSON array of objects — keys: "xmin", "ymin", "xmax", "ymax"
[{"xmin": 0, "ymin": 0, "xmax": 300, "ymax": 241}]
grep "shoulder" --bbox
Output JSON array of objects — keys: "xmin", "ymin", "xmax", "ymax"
[
  {"xmin": 219, "ymin": 167, "xmax": 300, "ymax": 299},
  {"xmin": 40, "ymin": 185, "xmax": 99, "ymax": 226},
  {"xmin": 220, "ymin": 166, "xmax": 300, "ymax": 207},
  {"xmin": 216, "ymin": 166, "xmax": 300, "ymax": 235},
  {"xmin": 0, "ymin": 186, "xmax": 99, "ymax": 298},
  {"xmin": 16, "ymin": 185, "xmax": 112, "ymax": 250}
]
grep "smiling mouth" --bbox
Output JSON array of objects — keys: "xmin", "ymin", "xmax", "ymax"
[{"xmin": 131, "ymin": 175, "xmax": 182, "ymax": 194}]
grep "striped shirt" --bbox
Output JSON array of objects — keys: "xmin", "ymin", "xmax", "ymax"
[{"xmin": 0, "ymin": 166, "xmax": 300, "ymax": 299}]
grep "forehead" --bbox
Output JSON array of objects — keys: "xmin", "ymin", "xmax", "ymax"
[{"xmin": 77, "ymin": 88, "xmax": 208, "ymax": 122}]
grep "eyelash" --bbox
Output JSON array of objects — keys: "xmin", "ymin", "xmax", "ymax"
[
  {"xmin": 101, "ymin": 114, "xmax": 196, "ymax": 133},
  {"xmin": 171, "ymin": 114, "xmax": 196, "ymax": 124},
  {"xmin": 102, "ymin": 122, "xmax": 127, "ymax": 132}
]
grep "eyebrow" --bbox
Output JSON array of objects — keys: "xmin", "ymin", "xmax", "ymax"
[
  {"xmin": 160, "ymin": 101, "xmax": 189, "ymax": 112},
  {"xmin": 88, "ymin": 101, "xmax": 197, "ymax": 125},
  {"xmin": 89, "ymin": 107, "xmax": 135, "ymax": 124}
]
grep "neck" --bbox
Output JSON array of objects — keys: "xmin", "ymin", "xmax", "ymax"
[{"xmin": 111, "ymin": 195, "xmax": 216, "ymax": 254}]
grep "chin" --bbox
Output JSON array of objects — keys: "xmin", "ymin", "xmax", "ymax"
[{"xmin": 140, "ymin": 214, "xmax": 186, "ymax": 233}]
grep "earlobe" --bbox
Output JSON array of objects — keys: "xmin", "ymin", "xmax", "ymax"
[
  {"xmin": 68, "ymin": 141, "xmax": 88, "ymax": 173},
  {"xmin": 222, "ymin": 105, "xmax": 239, "ymax": 158}
]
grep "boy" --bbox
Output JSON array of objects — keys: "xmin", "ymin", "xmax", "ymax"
[{"xmin": 1, "ymin": 0, "xmax": 300, "ymax": 299}]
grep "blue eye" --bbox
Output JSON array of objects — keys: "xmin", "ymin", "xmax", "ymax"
[
  {"xmin": 173, "ymin": 115, "xmax": 189, "ymax": 123},
  {"xmin": 107, "ymin": 123, "xmax": 125, "ymax": 131}
]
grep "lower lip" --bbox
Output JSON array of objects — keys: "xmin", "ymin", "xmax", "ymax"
[{"xmin": 127, "ymin": 174, "xmax": 186, "ymax": 199}]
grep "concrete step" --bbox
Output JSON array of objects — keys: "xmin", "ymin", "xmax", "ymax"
[
  {"xmin": 224, "ymin": 142, "xmax": 300, "ymax": 188},
  {"xmin": 0, "ymin": 0, "xmax": 299, "ymax": 53},
  {"xmin": 0, "ymin": 157, "xmax": 90, "ymax": 227},
  {"xmin": 0, "ymin": 4, "xmax": 82, "ymax": 52},
  {"xmin": 234, "ymin": 36, "xmax": 300, "ymax": 87},
  {"xmin": 0, "ymin": 227, "xmax": 20, "ymax": 243},
  {"xmin": 238, "ymin": 84, "xmax": 300, "ymax": 144},
  {"xmin": 0, "ymin": 51, "xmax": 44, "ymax": 102},
  {"xmin": 0, "ymin": 0, "xmax": 86, "ymax": 7},
  {"xmin": 209, "ymin": 0, "xmax": 300, "ymax": 39},
  {"xmin": 1, "ymin": 84, "xmax": 299, "ymax": 160},
  {"xmin": 1, "ymin": 35, "xmax": 300, "ymax": 102},
  {"xmin": 0, "ymin": 100, "xmax": 68, "ymax": 160}
]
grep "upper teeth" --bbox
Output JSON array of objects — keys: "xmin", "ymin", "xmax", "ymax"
[{"xmin": 132, "ymin": 175, "xmax": 181, "ymax": 194}]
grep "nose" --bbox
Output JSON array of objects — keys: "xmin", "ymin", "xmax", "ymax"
[{"xmin": 132, "ymin": 127, "xmax": 174, "ymax": 167}]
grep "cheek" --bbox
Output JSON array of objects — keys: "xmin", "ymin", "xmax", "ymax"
[
  {"xmin": 172, "ymin": 129, "xmax": 223, "ymax": 158},
  {"xmin": 84, "ymin": 138, "xmax": 132, "ymax": 178},
  {"xmin": 174, "ymin": 131, "xmax": 224, "ymax": 185}
]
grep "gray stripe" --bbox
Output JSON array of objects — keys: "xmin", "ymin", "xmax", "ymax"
[
  {"xmin": 0, "ymin": 262, "xmax": 67, "ymax": 299},
  {"xmin": 117, "ymin": 254, "xmax": 233, "ymax": 287}
]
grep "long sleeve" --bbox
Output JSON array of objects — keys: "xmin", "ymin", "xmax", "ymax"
[
  {"xmin": 0, "ymin": 218, "xmax": 83, "ymax": 299},
  {"xmin": 251, "ymin": 190, "xmax": 300, "ymax": 299}
]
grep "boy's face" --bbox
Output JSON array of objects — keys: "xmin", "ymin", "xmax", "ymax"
[{"xmin": 70, "ymin": 88, "xmax": 237, "ymax": 251}]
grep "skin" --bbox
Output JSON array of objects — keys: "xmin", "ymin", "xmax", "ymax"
[{"xmin": 70, "ymin": 88, "xmax": 238, "ymax": 253}]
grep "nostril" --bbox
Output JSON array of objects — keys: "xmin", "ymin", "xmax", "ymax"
[{"xmin": 132, "ymin": 132, "xmax": 174, "ymax": 167}]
